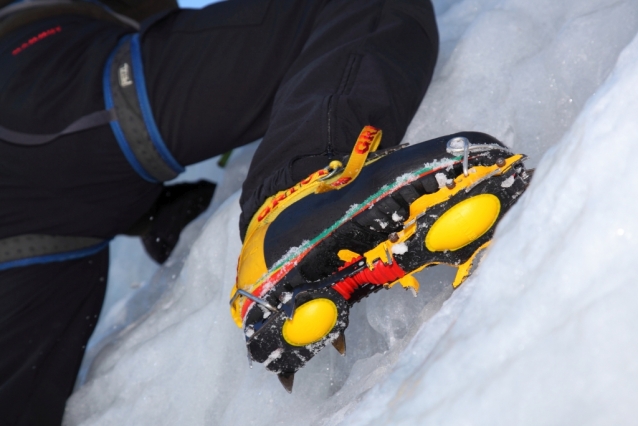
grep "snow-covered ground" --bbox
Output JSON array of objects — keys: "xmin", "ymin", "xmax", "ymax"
[
  {"xmin": 175, "ymin": 0, "xmax": 217, "ymax": 9},
  {"xmin": 64, "ymin": 0, "xmax": 638, "ymax": 424}
]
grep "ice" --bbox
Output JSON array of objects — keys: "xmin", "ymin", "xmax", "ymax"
[
  {"xmin": 342, "ymin": 32, "xmax": 638, "ymax": 424},
  {"xmin": 65, "ymin": 0, "xmax": 638, "ymax": 425},
  {"xmin": 405, "ymin": 0, "xmax": 638, "ymax": 166}
]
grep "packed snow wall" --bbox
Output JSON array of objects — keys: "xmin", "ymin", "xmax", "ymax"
[{"xmin": 65, "ymin": 0, "xmax": 638, "ymax": 424}]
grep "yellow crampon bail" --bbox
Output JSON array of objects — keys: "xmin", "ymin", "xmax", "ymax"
[{"xmin": 452, "ymin": 241, "xmax": 492, "ymax": 288}]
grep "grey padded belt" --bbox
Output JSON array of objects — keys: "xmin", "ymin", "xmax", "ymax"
[
  {"xmin": 107, "ymin": 38, "xmax": 181, "ymax": 182},
  {"xmin": 0, "ymin": 234, "xmax": 109, "ymax": 271}
]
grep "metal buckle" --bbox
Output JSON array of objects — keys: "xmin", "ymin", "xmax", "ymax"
[
  {"xmin": 230, "ymin": 289, "xmax": 279, "ymax": 313},
  {"xmin": 446, "ymin": 137, "xmax": 470, "ymax": 176}
]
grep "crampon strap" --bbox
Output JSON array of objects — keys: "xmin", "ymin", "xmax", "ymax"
[{"xmin": 332, "ymin": 257, "xmax": 406, "ymax": 300}]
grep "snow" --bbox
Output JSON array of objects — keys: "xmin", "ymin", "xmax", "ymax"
[
  {"xmin": 391, "ymin": 243, "xmax": 409, "ymax": 255},
  {"xmin": 65, "ymin": 0, "xmax": 638, "ymax": 424},
  {"xmin": 435, "ymin": 172, "xmax": 451, "ymax": 188},
  {"xmin": 279, "ymin": 292, "xmax": 293, "ymax": 304},
  {"xmin": 177, "ymin": 0, "xmax": 222, "ymax": 9},
  {"xmin": 500, "ymin": 175, "xmax": 515, "ymax": 188},
  {"xmin": 375, "ymin": 219, "xmax": 389, "ymax": 229}
]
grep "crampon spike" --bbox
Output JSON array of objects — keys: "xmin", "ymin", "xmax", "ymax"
[
  {"xmin": 278, "ymin": 372, "xmax": 295, "ymax": 393},
  {"xmin": 332, "ymin": 332, "xmax": 346, "ymax": 356}
]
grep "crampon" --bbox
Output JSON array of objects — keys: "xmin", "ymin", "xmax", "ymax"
[{"xmin": 229, "ymin": 126, "xmax": 531, "ymax": 393}]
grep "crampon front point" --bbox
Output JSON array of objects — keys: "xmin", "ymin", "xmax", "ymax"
[{"xmin": 229, "ymin": 126, "xmax": 532, "ymax": 393}]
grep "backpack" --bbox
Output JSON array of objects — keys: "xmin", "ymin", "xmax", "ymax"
[{"xmin": 0, "ymin": 0, "xmax": 185, "ymax": 270}]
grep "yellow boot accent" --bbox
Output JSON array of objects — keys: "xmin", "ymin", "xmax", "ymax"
[
  {"xmin": 452, "ymin": 241, "xmax": 491, "ymax": 288},
  {"xmin": 425, "ymin": 194, "xmax": 501, "ymax": 252},
  {"xmin": 282, "ymin": 298, "xmax": 338, "ymax": 346},
  {"xmin": 337, "ymin": 249, "xmax": 361, "ymax": 262}
]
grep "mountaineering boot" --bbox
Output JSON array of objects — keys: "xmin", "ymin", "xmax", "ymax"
[{"xmin": 229, "ymin": 127, "xmax": 531, "ymax": 392}]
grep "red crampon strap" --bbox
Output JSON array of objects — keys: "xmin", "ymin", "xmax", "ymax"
[{"xmin": 332, "ymin": 257, "xmax": 406, "ymax": 300}]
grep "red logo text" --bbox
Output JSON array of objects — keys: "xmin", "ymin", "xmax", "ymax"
[{"xmin": 12, "ymin": 26, "xmax": 62, "ymax": 56}]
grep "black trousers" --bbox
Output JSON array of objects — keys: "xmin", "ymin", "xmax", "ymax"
[
  {"xmin": 139, "ymin": 0, "xmax": 439, "ymax": 235},
  {"xmin": 0, "ymin": 251, "xmax": 108, "ymax": 426},
  {"xmin": 0, "ymin": 0, "xmax": 438, "ymax": 424}
]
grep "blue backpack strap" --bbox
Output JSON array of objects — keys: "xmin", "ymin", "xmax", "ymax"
[
  {"xmin": 104, "ymin": 34, "xmax": 185, "ymax": 183},
  {"xmin": 0, "ymin": 234, "xmax": 110, "ymax": 271}
]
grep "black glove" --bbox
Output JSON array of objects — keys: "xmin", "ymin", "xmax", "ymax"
[{"xmin": 126, "ymin": 180, "xmax": 216, "ymax": 264}]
